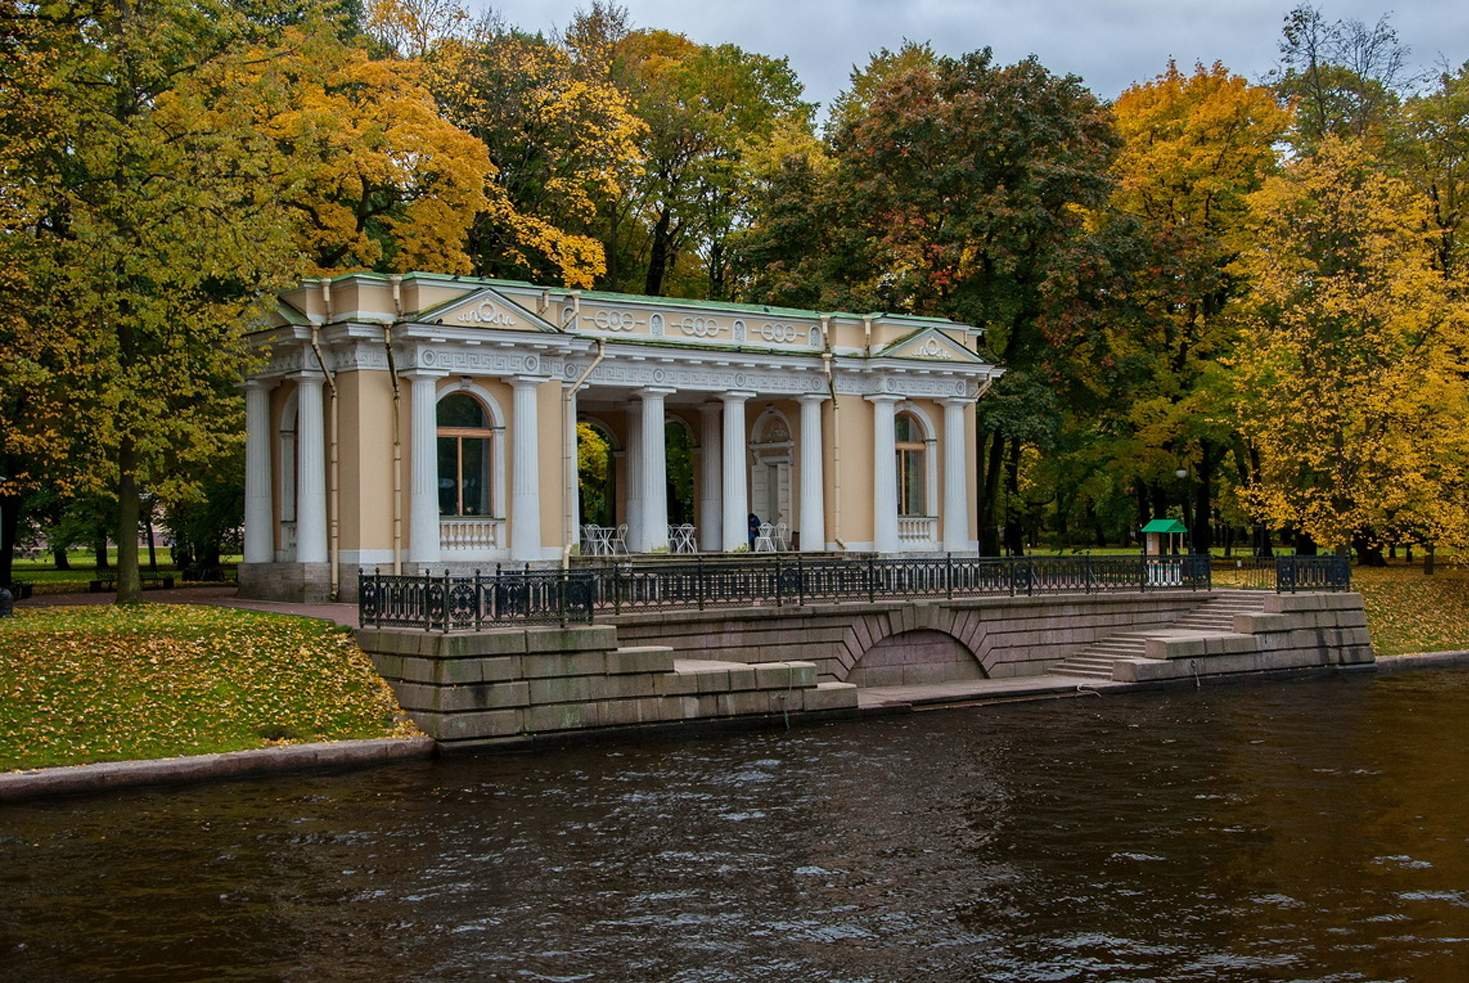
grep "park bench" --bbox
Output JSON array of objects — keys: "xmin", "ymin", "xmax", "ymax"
[{"xmin": 88, "ymin": 573, "xmax": 176, "ymax": 593}]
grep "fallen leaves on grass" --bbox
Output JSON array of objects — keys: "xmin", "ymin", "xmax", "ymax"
[
  {"xmin": 0, "ymin": 605, "xmax": 416, "ymax": 771},
  {"xmin": 1354, "ymin": 564, "xmax": 1469, "ymax": 657}
]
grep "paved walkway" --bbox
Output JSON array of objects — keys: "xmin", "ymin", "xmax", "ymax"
[{"xmin": 20, "ymin": 586, "xmax": 360, "ymax": 628}]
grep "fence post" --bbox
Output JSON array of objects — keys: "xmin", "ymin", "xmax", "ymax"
[
  {"xmin": 945, "ymin": 552, "xmax": 953, "ymax": 601},
  {"xmin": 1085, "ymin": 554, "xmax": 1093, "ymax": 595},
  {"xmin": 1027, "ymin": 558, "xmax": 1034, "ymax": 597},
  {"xmin": 558, "ymin": 569, "xmax": 568, "ymax": 627},
  {"xmin": 697, "ymin": 554, "xmax": 705, "ymax": 611},
  {"xmin": 614, "ymin": 562, "xmax": 623, "ymax": 615},
  {"xmin": 1008, "ymin": 556, "xmax": 1016, "ymax": 597},
  {"xmin": 473, "ymin": 569, "xmax": 482, "ymax": 631},
  {"xmin": 441, "ymin": 568, "xmax": 451, "ymax": 633},
  {"xmin": 775, "ymin": 555, "xmax": 783, "ymax": 608},
  {"xmin": 797, "ymin": 553, "xmax": 805, "ymax": 607},
  {"xmin": 867, "ymin": 554, "xmax": 876, "ymax": 604}
]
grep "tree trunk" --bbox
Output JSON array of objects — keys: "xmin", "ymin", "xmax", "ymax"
[
  {"xmin": 977, "ymin": 430, "xmax": 1004, "ymax": 556},
  {"xmin": 52, "ymin": 545, "xmax": 70, "ymax": 570},
  {"xmin": 1192, "ymin": 441, "xmax": 1216, "ymax": 554},
  {"xmin": 1002, "ymin": 437, "xmax": 1024, "ymax": 556},
  {"xmin": 94, "ymin": 530, "xmax": 109, "ymax": 570},
  {"xmin": 1426, "ymin": 543, "xmax": 1436, "ymax": 575},
  {"xmin": 1351, "ymin": 531, "xmax": 1386, "ymax": 567},
  {"xmin": 644, "ymin": 208, "xmax": 673, "ymax": 297},
  {"xmin": 145, "ymin": 502, "xmax": 158, "ymax": 572},
  {"xmin": 1293, "ymin": 528, "xmax": 1318, "ymax": 556},
  {"xmin": 0, "ymin": 494, "xmax": 18, "ymax": 588},
  {"xmin": 116, "ymin": 439, "xmax": 142, "ymax": 604},
  {"xmin": 706, "ymin": 237, "xmax": 726, "ymax": 300}
]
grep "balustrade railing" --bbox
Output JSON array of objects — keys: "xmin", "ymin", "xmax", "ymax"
[
  {"xmin": 360, "ymin": 553, "xmax": 1228, "ymax": 631},
  {"xmin": 440, "ymin": 517, "xmax": 503, "ymax": 551},
  {"xmin": 896, "ymin": 516, "xmax": 938, "ymax": 543}
]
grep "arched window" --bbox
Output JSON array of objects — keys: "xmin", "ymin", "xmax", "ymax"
[
  {"xmin": 437, "ymin": 393, "xmax": 492, "ymax": 516},
  {"xmin": 895, "ymin": 412, "xmax": 927, "ymax": 516}
]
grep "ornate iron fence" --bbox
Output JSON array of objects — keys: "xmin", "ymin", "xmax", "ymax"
[
  {"xmin": 1211, "ymin": 555, "xmax": 1352, "ymax": 593},
  {"xmin": 359, "ymin": 554, "xmax": 1218, "ymax": 631}
]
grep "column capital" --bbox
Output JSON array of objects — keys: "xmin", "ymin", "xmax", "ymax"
[
  {"xmin": 510, "ymin": 374, "xmax": 550, "ymax": 389},
  {"xmin": 865, "ymin": 392, "xmax": 904, "ymax": 404},
  {"xmin": 938, "ymin": 396, "xmax": 979, "ymax": 408},
  {"xmin": 635, "ymin": 386, "xmax": 676, "ymax": 398},
  {"xmin": 796, "ymin": 392, "xmax": 829, "ymax": 404},
  {"xmin": 699, "ymin": 401, "xmax": 723, "ymax": 417},
  {"xmin": 243, "ymin": 377, "xmax": 275, "ymax": 392},
  {"xmin": 721, "ymin": 390, "xmax": 757, "ymax": 405},
  {"xmin": 289, "ymin": 370, "xmax": 327, "ymax": 386},
  {"xmin": 400, "ymin": 368, "xmax": 448, "ymax": 381}
]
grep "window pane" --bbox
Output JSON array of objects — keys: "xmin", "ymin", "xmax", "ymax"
[
  {"xmin": 437, "ymin": 393, "xmax": 485, "ymax": 429},
  {"xmin": 461, "ymin": 437, "xmax": 490, "ymax": 515},
  {"xmin": 437, "ymin": 436, "xmax": 458, "ymax": 515},
  {"xmin": 895, "ymin": 414, "xmax": 914, "ymax": 442},
  {"xmin": 900, "ymin": 449, "xmax": 925, "ymax": 515}
]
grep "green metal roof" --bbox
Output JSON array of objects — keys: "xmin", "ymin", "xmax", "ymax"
[{"xmin": 1140, "ymin": 518, "xmax": 1189, "ymax": 534}]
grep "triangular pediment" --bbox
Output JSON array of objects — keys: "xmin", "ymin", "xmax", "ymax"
[
  {"xmin": 877, "ymin": 326, "xmax": 984, "ymax": 363},
  {"xmin": 414, "ymin": 286, "xmax": 561, "ymax": 332}
]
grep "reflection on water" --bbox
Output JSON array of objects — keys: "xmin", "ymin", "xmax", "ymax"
[{"xmin": 6, "ymin": 671, "xmax": 1469, "ymax": 980}]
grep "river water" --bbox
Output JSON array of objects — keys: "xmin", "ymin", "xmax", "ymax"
[{"xmin": 6, "ymin": 670, "xmax": 1469, "ymax": 981}]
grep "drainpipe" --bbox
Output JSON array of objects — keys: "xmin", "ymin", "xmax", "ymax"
[
  {"xmin": 565, "ymin": 290, "xmax": 582, "ymax": 329},
  {"xmin": 862, "ymin": 314, "xmax": 874, "ymax": 358},
  {"xmin": 313, "ymin": 279, "xmax": 340, "ymax": 600},
  {"xmin": 821, "ymin": 316, "xmax": 846, "ymax": 551},
  {"xmin": 385, "ymin": 276, "xmax": 404, "ymax": 574},
  {"xmin": 561, "ymin": 339, "xmax": 607, "ymax": 569}
]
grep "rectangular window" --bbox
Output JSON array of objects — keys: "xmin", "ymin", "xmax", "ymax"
[
  {"xmin": 461, "ymin": 437, "xmax": 489, "ymax": 516},
  {"xmin": 437, "ymin": 436, "xmax": 458, "ymax": 515}
]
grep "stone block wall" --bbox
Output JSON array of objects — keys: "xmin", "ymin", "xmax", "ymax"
[
  {"xmin": 1113, "ymin": 592, "xmax": 1373, "ymax": 683},
  {"xmin": 238, "ymin": 561, "xmax": 331, "ymax": 603},
  {"xmin": 608, "ymin": 592, "xmax": 1212, "ymax": 681},
  {"xmin": 356, "ymin": 624, "xmax": 858, "ymax": 749}
]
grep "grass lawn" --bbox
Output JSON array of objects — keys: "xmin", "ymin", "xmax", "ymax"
[
  {"xmin": 9, "ymin": 550, "xmax": 243, "ymax": 593},
  {"xmin": 1353, "ymin": 564, "xmax": 1469, "ymax": 657},
  {"xmin": 0, "ymin": 604, "xmax": 415, "ymax": 772}
]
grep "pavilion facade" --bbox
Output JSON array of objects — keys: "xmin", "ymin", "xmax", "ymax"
[{"xmin": 239, "ymin": 272, "xmax": 1000, "ymax": 601}]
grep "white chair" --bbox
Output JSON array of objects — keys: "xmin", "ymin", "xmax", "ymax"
[
  {"xmin": 774, "ymin": 521, "xmax": 790, "ymax": 552},
  {"xmin": 581, "ymin": 524, "xmax": 601, "ymax": 556},
  {"xmin": 610, "ymin": 523, "xmax": 629, "ymax": 555},
  {"xmin": 673, "ymin": 524, "xmax": 697, "ymax": 554},
  {"xmin": 754, "ymin": 522, "xmax": 776, "ymax": 553}
]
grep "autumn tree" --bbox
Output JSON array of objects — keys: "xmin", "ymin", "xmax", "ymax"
[
  {"xmin": 427, "ymin": 22, "xmax": 644, "ymax": 287},
  {"xmin": 4, "ymin": 0, "xmax": 332, "ymax": 602},
  {"xmin": 820, "ymin": 48, "xmax": 1118, "ymax": 554},
  {"xmin": 1104, "ymin": 61, "xmax": 1292, "ymax": 552},
  {"xmin": 1231, "ymin": 137, "xmax": 1469, "ymax": 560}
]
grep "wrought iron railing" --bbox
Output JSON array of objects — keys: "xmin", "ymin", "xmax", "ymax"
[
  {"xmin": 359, "ymin": 554, "xmax": 1221, "ymax": 631},
  {"xmin": 1211, "ymin": 555, "xmax": 1352, "ymax": 593}
]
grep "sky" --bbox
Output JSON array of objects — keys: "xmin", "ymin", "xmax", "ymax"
[{"xmin": 480, "ymin": 0, "xmax": 1469, "ymax": 113}]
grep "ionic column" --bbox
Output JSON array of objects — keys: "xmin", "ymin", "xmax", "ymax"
[
  {"xmin": 406, "ymin": 371, "xmax": 442, "ymax": 565},
  {"xmin": 624, "ymin": 405, "xmax": 642, "ymax": 548},
  {"xmin": 637, "ymin": 387, "xmax": 673, "ymax": 552},
  {"xmin": 243, "ymin": 379, "xmax": 274, "ymax": 565},
  {"xmin": 294, "ymin": 372, "xmax": 329, "ymax": 564},
  {"xmin": 698, "ymin": 403, "xmax": 722, "ymax": 552},
  {"xmin": 798, "ymin": 394, "xmax": 826, "ymax": 552},
  {"xmin": 721, "ymin": 391, "xmax": 755, "ymax": 551},
  {"xmin": 510, "ymin": 376, "xmax": 544, "ymax": 562},
  {"xmin": 565, "ymin": 385, "xmax": 580, "ymax": 549},
  {"xmin": 868, "ymin": 394, "xmax": 902, "ymax": 554},
  {"xmin": 941, "ymin": 399, "xmax": 973, "ymax": 553}
]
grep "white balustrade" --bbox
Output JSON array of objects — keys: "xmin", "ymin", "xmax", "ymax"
[
  {"xmin": 439, "ymin": 517, "xmax": 504, "ymax": 551},
  {"xmin": 897, "ymin": 515, "xmax": 938, "ymax": 544}
]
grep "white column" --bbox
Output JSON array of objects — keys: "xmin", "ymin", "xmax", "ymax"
[
  {"xmin": 294, "ymin": 373, "xmax": 328, "ymax": 564},
  {"xmin": 869, "ymin": 394, "xmax": 901, "ymax": 554},
  {"xmin": 510, "ymin": 376, "xmax": 544, "ymax": 562},
  {"xmin": 624, "ymin": 406, "xmax": 642, "ymax": 548},
  {"xmin": 698, "ymin": 403, "xmax": 722, "ymax": 552},
  {"xmin": 721, "ymin": 391, "xmax": 754, "ymax": 551},
  {"xmin": 941, "ymin": 399, "xmax": 972, "ymax": 553},
  {"xmin": 565, "ymin": 385, "xmax": 580, "ymax": 548},
  {"xmin": 243, "ymin": 380, "xmax": 274, "ymax": 564},
  {"xmin": 637, "ymin": 387, "xmax": 673, "ymax": 552},
  {"xmin": 798, "ymin": 394, "xmax": 826, "ymax": 552},
  {"xmin": 406, "ymin": 371, "xmax": 442, "ymax": 565}
]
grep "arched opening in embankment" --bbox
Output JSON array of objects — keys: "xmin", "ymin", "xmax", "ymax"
[{"xmin": 847, "ymin": 629, "xmax": 986, "ymax": 687}]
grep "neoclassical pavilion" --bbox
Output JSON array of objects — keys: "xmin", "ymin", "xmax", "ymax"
[{"xmin": 239, "ymin": 273, "xmax": 1000, "ymax": 601}]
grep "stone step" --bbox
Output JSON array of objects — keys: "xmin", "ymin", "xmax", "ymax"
[
  {"xmin": 1051, "ymin": 666, "xmax": 1113, "ymax": 679},
  {"xmin": 1062, "ymin": 657, "xmax": 1124, "ymax": 669}
]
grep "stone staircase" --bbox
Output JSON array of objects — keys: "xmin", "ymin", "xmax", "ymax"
[{"xmin": 1050, "ymin": 591, "xmax": 1269, "ymax": 681}]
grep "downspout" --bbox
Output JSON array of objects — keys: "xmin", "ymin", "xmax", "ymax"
[
  {"xmin": 385, "ymin": 276, "xmax": 404, "ymax": 574},
  {"xmin": 821, "ymin": 315, "xmax": 846, "ymax": 551},
  {"xmin": 562, "ymin": 339, "xmax": 607, "ymax": 569},
  {"xmin": 313, "ymin": 279, "xmax": 340, "ymax": 600},
  {"xmin": 862, "ymin": 314, "xmax": 874, "ymax": 358}
]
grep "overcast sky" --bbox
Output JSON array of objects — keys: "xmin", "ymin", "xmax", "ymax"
[{"xmin": 480, "ymin": 0, "xmax": 1468, "ymax": 113}]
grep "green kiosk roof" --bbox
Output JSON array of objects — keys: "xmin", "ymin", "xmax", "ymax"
[{"xmin": 1140, "ymin": 518, "xmax": 1189, "ymax": 534}]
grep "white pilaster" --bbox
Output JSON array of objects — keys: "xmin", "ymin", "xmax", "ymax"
[
  {"xmin": 636, "ymin": 387, "xmax": 674, "ymax": 552},
  {"xmin": 798, "ymin": 394, "xmax": 826, "ymax": 552},
  {"xmin": 624, "ymin": 406, "xmax": 642, "ymax": 548},
  {"xmin": 941, "ymin": 399, "xmax": 973, "ymax": 553},
  {"xmin": 565, "ymin": 385, "xmax": 580, "ymax": 548},
  {"xmin": 294, "ymin": 372, "xmax": 328, "ymax": 564},
  {"xmin": 509, "ymin": 376, "xmax": 545, "ymax": 562},
  {"xmin": 721, "ymin": 391, "xmax": 754, "ymax": 552},
  {"xmin": 698, "ymin": 403, "xmax": 722, "ymax": 552},
  {"xmin": 406, "ymin": 371, "xmax": 443, "ymax": 565},
  {"xmin": 243, "ymin": 380, "xmax": 274, "ymax": 564},
  {"xmin": 869, "ymin": 394, "xmax": 902, "ymax": 554}
]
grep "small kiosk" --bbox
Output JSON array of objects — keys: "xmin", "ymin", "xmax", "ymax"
[{"xmin": 1140, "ymin": 517, "xmax": 1189, "ymax": 586}]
